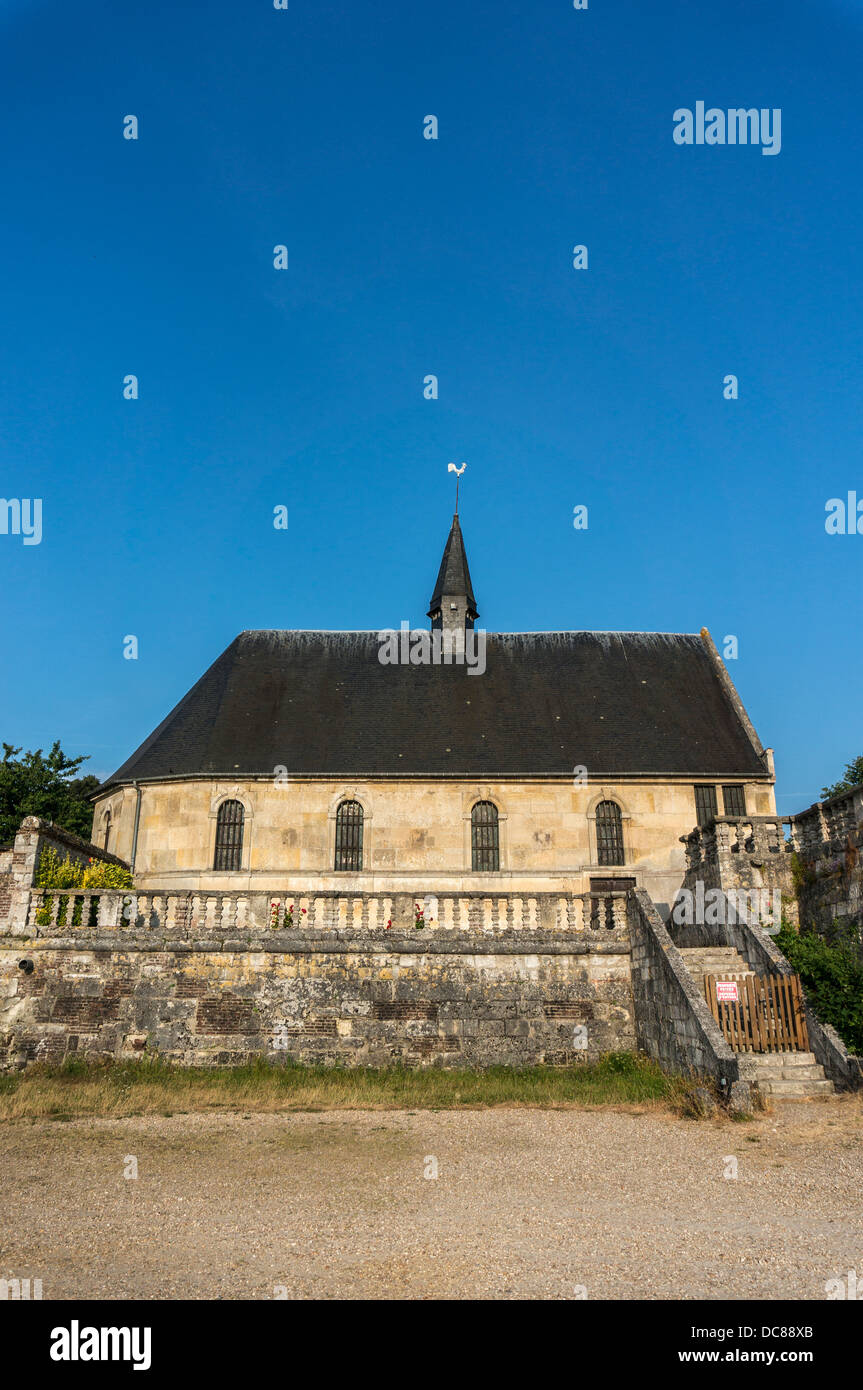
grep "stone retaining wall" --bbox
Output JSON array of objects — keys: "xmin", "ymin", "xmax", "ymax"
[{"xmin": 0, "ymin": 934, "xmax": 634, "ymax": 1069}]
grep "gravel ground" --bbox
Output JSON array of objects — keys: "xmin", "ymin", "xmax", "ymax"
[{"xmin": 2, "ymin": 1096, "xmax": 862, "ymax": 1300}]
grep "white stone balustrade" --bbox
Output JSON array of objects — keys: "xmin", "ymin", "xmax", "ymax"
[{"xmin": 20, "ymin": 888, "xmax": 632, "ymax": 939}]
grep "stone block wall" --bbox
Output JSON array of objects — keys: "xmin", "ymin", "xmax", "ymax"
[
  {"xmin": 0, "ymin": 935, "xmax": 635, "ymax": 1069},
  {"xmin": 788, "ymin": 786, "xmax": 863, "ymax": 936}
]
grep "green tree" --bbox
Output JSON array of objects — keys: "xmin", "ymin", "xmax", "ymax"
[
  {"xmin": 820, "ymin": 753, "xmax": 863, "ymax": 801},
  {"xmin": 776, "ymin": 921, "xmax": 863, "ymax": 1055},
  {"xmin": 0, "ymin": 742, "xmax": 100, "ymax": 844}
]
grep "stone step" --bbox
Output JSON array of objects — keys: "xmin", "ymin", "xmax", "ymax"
[
  {"xmin": 678, "ymin": 948, "xmax": 751, "ymax": 971},
  {"xmin": 774, "ymin": 1051, "xmax": 817, "ymax": 1067},
  {"xmin": 756, "ymin": 1077, "xmax": 835, "ymax": 1097},
  {"xmin": 688, "ymin": 962, "xmax": 753, "ymax": 972},
  {"xmin": 738, "ymin": 1062, "xmax": 824, "ymax": 1081},
  {"xmin": 739, "ymin": 1050, "xmax": 816, "ymax": 1068},
  {"xmin": 738, "ymin": 1050, "xmax": 834, "ymax": 1097},
  {"xmin": 678, "ymin": 947, "xmax": 747, "ymax": 959}
]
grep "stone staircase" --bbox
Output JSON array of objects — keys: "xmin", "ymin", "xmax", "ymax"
[
  {"xmin": 677, "ymin": 945, "xmax": 753, "ymax": 991},
  {"xmin": 736, "ymin": 1052, "xmax": 834, "ymax": 1097},
  {"xmin": 677, "ymin": 946, "xmax": 835, "ymax": 1099}
]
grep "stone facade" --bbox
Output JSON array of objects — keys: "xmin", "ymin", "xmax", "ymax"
[{"xmin": 93, "ymin": 775, "xmax": 777, "ymax": 917}]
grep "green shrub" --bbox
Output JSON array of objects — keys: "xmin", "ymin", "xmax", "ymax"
[
  {"xmin": 35, "ymin": 846, "xmax": 132, "ymax": 891},
  {"xmin": 35, "ymin": 846, "xmax": 81, "ymax": 889},
  {"xmin": 776, "ymin": 921, "xmax": 863, "ymax": 1055},
  {"xmin": 80, "ymin": 860, "xmax": 133, "ymax": 889}
]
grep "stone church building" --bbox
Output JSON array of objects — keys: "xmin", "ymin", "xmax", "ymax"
[
  {"xmin": 3, "ymin": 511, "xmax": 856, "ymax": 1097},
  {"xmin": 92, "ymin": 512, "xmax": 777, "ymax": 919}
]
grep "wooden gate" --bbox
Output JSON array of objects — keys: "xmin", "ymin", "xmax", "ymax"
[{"xmin": 704, "ymin": 972, "xmax": 809, "ymax": 1053}]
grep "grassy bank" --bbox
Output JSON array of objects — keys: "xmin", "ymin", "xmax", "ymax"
[{"xmin": 0, "ymin": 1051, "xmax": 696, "ymax": 1120}]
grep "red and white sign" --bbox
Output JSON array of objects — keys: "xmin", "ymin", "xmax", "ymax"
[{"xmin": 716, "ymin": 981, "xmax": 739, "ymax": 1003}]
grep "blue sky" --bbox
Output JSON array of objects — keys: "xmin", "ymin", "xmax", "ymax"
[{"xmin": 0, "ymin": 0, "xmax": 861, "ymax": 808}]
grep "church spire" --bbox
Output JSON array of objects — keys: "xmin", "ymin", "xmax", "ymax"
[{"xmin": 427, "ymin": 513, "xmax": 479, "ymax": 632}]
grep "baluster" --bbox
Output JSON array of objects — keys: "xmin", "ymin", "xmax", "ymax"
[{"xmin": 612, "ymin": 896, "xmax": 627, "ymax": 933}]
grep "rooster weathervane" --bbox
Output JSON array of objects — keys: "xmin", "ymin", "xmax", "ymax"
[{"xmin": 448, "ymin": 461, "xmax": 466, "ymax": 513}]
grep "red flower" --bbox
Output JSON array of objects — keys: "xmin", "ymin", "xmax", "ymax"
[{"xmin": 301, "ymin": 908, "xmax": 307, "ymax": 915}]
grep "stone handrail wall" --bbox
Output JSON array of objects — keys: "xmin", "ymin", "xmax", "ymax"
[
  {"xmin": 18, "ymin": 888, "xmax": 630, "ymax": 943},
  {"xmin": 627, "ymin": 887, "xmax": 744, "ymax": 1099}
]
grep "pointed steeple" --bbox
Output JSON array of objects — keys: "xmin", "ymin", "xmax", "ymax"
[{"xmin": 427, "ymin": 514, "xmax": 479, "ymax": 631}]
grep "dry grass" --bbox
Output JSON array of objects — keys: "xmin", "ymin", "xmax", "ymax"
[{"xmin": 0, "ymin": 1052, "xmax": 696, "ymax": 1121}]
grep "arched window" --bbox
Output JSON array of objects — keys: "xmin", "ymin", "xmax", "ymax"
[
  {"xmin": 213, "ymin": 799, "xmax": 244, "ymax": 871},
  {"xmin": 471, "ymin": 801, "xmax": 499, "ymax": 871},
  {"xmin": 103, "ymin": 809, "xmax": 112, "ymax": 853},
  {"xmin": 334, "ymin": 800, "xmax": 363, "ymax": 871},
  {"xmin": 596, "ymin": 800, "xmax": 624, "ymax": 866}
]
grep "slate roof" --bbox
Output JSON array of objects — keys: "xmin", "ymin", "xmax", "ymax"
[
  {"xmin": 102, "ymin": 630, "xmax": 767, "ymax": 786},
  {"xmin": 428, "ymin": 515, "xmax": 478, "ymax": 615}
]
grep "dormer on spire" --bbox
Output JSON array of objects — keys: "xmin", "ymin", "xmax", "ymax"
[{"xmin": 427, "ymin": 514, "xmax": 479, "ymax": 632}]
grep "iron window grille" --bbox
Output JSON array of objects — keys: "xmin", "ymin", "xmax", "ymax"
[
  {"xmin": 722, "ymin": 784, "xmax": 746, "ymax": 817},
  {"xmin": 334, "ymin": 800, "xmax": 363, "ymax": 871},
  {"xmin": 471, "ymin": 801, "xmax": 500, "ymax": 871},
  {"xmin": 213, "ymin": 799, "xmax": 244, "ymax": 872},
  {"xmin": 595, "ymin": 801, "xmax": 624, "ymax": 866},
  {"xmin": 694, "ymin": 784, "xmax": 718, "ymax": 827}
]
